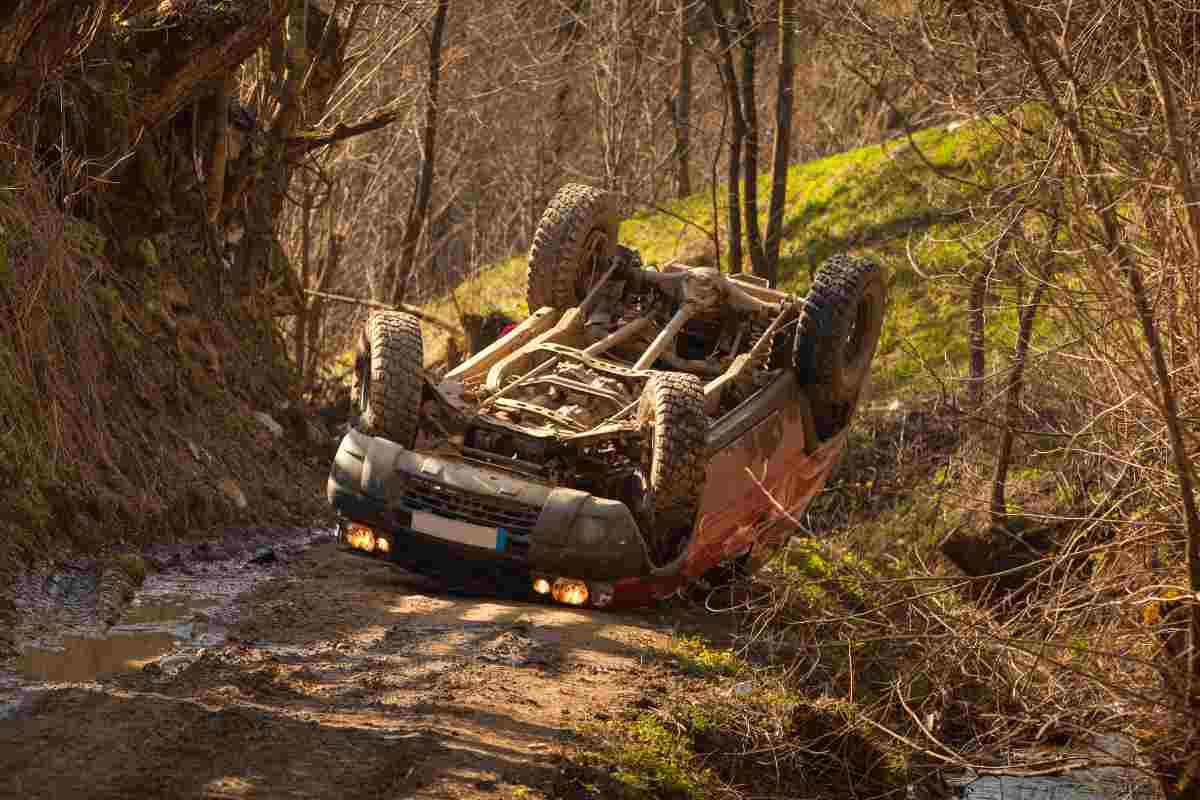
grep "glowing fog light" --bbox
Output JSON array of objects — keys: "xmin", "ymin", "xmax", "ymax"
[
  {"xmin": 551, "ymin": 578, "xmax": 589, "ymax": 606},
  {"xmin": 532, "ymin": 577, "xmax": 551, "ymax": 595},
  {"xmin": 346, "ymin": 525, "xmax": 376, "ymax": 553}
]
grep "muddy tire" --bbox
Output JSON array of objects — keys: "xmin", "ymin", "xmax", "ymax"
[
  {"xmin": 353, "ymin": 311, "xmax": 424, "ymax": 448},
  {"xmin": 634, "ymin": 372, "xmax": 708, "ymax": 566},
  {"xmin": 527, "ymin": 184, "xmax": 620, "ymax": 311},
  {"xmin": 793, "ymin": 255, "xmax": 887, "ymax": 438}
]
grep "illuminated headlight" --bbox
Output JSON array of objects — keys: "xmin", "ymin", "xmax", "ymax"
[
  {"xmin": 346, "ymin": 524, "xmax": 376, "ymax": 553},
  {"xmin": 375, "ymin": 535, "xmax": 390, "ymax": 554},
  {"xmin": 551, "ymin": 578, "xmax": 589, "ymax": 606},
  {"xmin": 532, "ymin": 577, "xmax": 551, "ymax": 595}
]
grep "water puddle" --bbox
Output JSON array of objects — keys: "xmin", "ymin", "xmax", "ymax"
[
  {"xmin": 120, "ymin": 594, "xmax": 220, "ymax": 625},
  {"xmin": 16, "ymin": 628, "xmax": 190, "ymax": 683},
  {"xmin": 7, "ymin": 527, "xmax": 333, "ymax": 684},
  {"xmin": 16, "ymin": 591, "xmax": 234, "ymax": 682},
  {"xmin": 959, "ymin": 773, "xmax": 1154, "ymax": 800},
  {"xmin": 951, "ymin": 738, "xmax": 1156, "ymax": 800}
]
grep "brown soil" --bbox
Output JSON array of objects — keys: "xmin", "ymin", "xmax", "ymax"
[{"xmin": 0, "ymin": 537, "xmax": 738, "ymax": 800}]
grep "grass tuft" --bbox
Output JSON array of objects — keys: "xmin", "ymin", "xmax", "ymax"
[
  {"xmin": 668, "ymin": 635, "xmax": 746, "ymax": 679},
  {"xmin": 580, "ymin": 712, "xmax": 727, "ymax": 800}
]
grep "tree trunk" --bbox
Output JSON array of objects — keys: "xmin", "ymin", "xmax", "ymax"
[
  {"xmin": 294, "ymin": 181, "xmax": 315, "ymax": 381},
  {"xmin": 762, "ymin": 0, "xmax": 795, "ymax": 288},
  {"xmin": 967, "ymin": 264, "xmax": 989, "ymax": 411},
  {"xmin": 307, "ymin": 229, "xmax": 340, "ymax": 390},
  {"xmin": 738, "ymin": 2, "xmax": 767, "ymax": 280},
  {"xmin": 536, "ymin": 1, "xmax": 586, "ymax": 226},
  {"xmin": 990, "ymin": 217, "xmax": 1056, "ymax": 522},
  {"xmin": 707, "ymin": 0, "xmax": 744, "ymax": 272},
  {"xmin": 206, "ymin": 76, "xmax": 234, "ymax": 224},
  {"xmin": 990, "ymin": 276, "xmax": 1044, "ymax": 522},
  {"xmin": 673, "ymin": 0, "xmax": 693, "ymax": 199},
  {"xmin": 393, "ymin": 0, "xmax": 450, "ymax": 306}
]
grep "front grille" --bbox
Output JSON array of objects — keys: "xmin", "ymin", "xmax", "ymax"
[{"xmin": 401, "ymin": 475, "xmax": 540, "ymax": 544}]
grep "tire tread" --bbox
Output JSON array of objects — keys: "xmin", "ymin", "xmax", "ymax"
[
  {"xmin": 526, "ymin": 184, "xmax": 620, "ymax": 311},
  {"xmin": 358, "ymin": 311, "xmax": 424, "ymax": 448}
]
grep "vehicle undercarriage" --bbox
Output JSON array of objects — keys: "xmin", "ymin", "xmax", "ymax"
[{"xmin": 333, "ymin": 183, "xmax": 886, "ymax": 603}]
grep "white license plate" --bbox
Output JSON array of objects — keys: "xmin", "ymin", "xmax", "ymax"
[{"xmin": 410, "ymin": 511, "xmax": 507, "ymax": 551}]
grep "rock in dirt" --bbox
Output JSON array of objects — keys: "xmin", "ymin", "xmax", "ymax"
[
  {"xmin": 218, "ymin": 478, "xmax": 248, "ymax": 510},
  {"xmin": 249, "ymin": 547, "xmax": 277, "ymax": 565},
  {"xmin": 253, "ymin": 411, "xmax": 284, "ymax": 438}
]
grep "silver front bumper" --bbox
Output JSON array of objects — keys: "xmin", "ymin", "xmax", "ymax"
[{"xmin": 328, "ymin": 429, "xmax": 652, "ymax": 580}]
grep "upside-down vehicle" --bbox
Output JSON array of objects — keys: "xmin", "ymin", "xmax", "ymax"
[{"xmin": 328, "ymin": 184, "xmax": 886, "ymax": 608}]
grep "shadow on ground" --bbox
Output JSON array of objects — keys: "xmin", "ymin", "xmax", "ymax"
[{"xmin": 0, "ymin": 541, "xmax": 737, "ymax": 800}]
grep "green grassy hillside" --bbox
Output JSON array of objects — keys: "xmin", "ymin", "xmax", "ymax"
[{"xmin": 423, "ymin": 123, "xmax": 998, "ymax": 400}]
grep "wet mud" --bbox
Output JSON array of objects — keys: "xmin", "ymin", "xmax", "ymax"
[
  {"xmin": 0, "ymin": 527, "xmax": 1157, "ymax": 800},
  {"xmin": 0, "ymin": 530, "xmax": 735, "ymax": 799}
]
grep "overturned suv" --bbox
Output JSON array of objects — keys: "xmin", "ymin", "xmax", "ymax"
[{"xmin": 328, "ymin": 184, "xmax": 886, "ymax": 608}]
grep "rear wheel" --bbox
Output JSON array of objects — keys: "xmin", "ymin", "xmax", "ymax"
[
  {"xmin": 793, "ymin": 255, "xmax": 887, "ymax": 438},
  {"xmin": 631, "ymin": 373, "xmax": 708, "ymax": 567},
  {"xmin": 353, "ymin": 311, "xmax": 424, "ymax": 448},
  {"xmin": 526, "ymin": 184, "xmax": 620, "ymax": 311}
]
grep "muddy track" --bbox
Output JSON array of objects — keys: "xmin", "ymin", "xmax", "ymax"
[{"xmin": 0, "ymin": 529, "xmax": 735, "ymax": 800}]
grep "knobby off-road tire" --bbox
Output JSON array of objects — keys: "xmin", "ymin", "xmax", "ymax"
[
  {"xmin": 526, "ymin": 184, "xmax": 620, "ymax": 311},
  {"xmin": 636, "ymin": 372, "xmax": 708, "ymax": 567},
  {"xmin": 354, "ymin": 311, "xmax": 424, "ymax": 448},
  {"xmin": 793, "ymin": 255, "xmax": 887, "ymax": 439}
]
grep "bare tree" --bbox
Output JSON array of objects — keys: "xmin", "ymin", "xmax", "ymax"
[
  {"xmin": 736, "ymin": 0, "xmax": 768, "ymax": 280},
  {"xmin": 390, "ymin": 0, "xmax": 450, "ymax": 305},
  {"xmin": 707, "ymin": 0, "xmax": 745, "ymax": 271},
  {"xmin": 671, "ymin": 0, "xmax": 695, "ymax": 198},
  {"xmin": 965, "ymin": 260, "xmax": 991, "ymax": 412},
  {"xmin": 762, "ymin": 0, "xmax": 796, "ymax": 287},
  {"xmin": 989, "ymin": 214, "xmax": 1058, "ymax": 524}
]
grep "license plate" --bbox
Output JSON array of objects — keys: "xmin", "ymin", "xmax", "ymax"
[{"xmin": 410, "ymin": 511, "xmax": 508, "ymax": 552}]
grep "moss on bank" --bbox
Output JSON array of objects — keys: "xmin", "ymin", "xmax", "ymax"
[{"xmin": 0, "ymin": 158, "xmax": 330, "ymax": 578}]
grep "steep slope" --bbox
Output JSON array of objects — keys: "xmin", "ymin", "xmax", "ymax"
[{"xmin": 418, "ymin": 123, "xmax": 994, "ymax": 398}]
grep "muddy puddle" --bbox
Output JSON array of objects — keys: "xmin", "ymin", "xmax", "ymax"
[
  {"xmin": 2, "ymin": 527, "xmax": 332, "ymax": 686},
  {"xmin": 958, "ymin": 772, "xmax": 1155, "ymax": 800},
  {"xmin": 17, "ymin": 627, "xmax": 196, "ymax": 683},
  {"xmin": 949, "ymin": 736, "xmax": 1157, "ymax": 800}
]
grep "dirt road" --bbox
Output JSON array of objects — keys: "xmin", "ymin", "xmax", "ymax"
[{"xmin": 0, "ymin": 528, "xmax": 735, "ymax": 799}]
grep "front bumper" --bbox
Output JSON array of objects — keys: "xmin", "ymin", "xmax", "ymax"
[{"xmin": 327, "ymin": 429, "xmax": 653, "ymax": 582}]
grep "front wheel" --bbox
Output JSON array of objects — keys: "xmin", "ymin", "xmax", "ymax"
[
  {"xmin": 353, "ymin": 311, "xmax": 424, "ymax": 448},
  {"xmin": 631, "ymin": 373, "xmax": 708, "ymax": 567}
]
